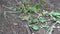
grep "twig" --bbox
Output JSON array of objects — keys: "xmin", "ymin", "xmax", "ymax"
[
  {"xmin": 25, "ymin": 25, "xmax": 32, "ymax": 34},
  {"xmin": 2, "ymin": 5, "xmax": 13, "ymax": 10},
  {"xmin": 15, "ymin": 0, "xmax": 19, "ymax": 5}
]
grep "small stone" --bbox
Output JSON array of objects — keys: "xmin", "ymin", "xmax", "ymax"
[
  {"xmin": 32, "ymin": 33, "xmax": 35, "ymax": 34},
  {"xmin": 13, "ymin": 23, "xmax": 18, "ymax": 25},
  {"xmin": 57, "ymin": 26, "xmax": 60, "ymax": 28},
  {"xmin": 43, "ymin": 10, "xmax": 45, "ymax": 12}
]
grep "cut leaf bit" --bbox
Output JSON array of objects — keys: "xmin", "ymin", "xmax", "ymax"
[
  {"xmin": 38, "ymin": 16, "xmax": 46, "ymax": 23},
  {"xmin": 26, "ymin": 5, "xmax": 38, "ymax": 13},
  {"xmin": 29, "ymin": 24, "xmax": 39, "ymax": 31},
  {"xmin": 40, "ymin": 24, "xmax": 48, "ymax": 28},
  {"xmin": 33, "ymin": 19, "xmax": 39, "ymax": 23},
  {"xmin": 49, "ymin": 11, "xmax": 60, "ymax": 21}
]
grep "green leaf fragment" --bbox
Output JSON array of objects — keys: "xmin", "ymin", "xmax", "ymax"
[
  {"xmin": 50, "ymin": 11, "xmax": 60, "ymax": 16},
  {"xmin": 28, "ymin": 17, "xmax": 35, "ymax": 24},
  {"xmin": 29, "ymin": 17, "xmax": 38, "ymax": 24},
  {"xmin": 13, "ymin": 8, "xmax": 17, "ymax": 12},
  {"xmin": 26, "ymin": 5, "xmax": 38, "ymax": 12},
  {"xmin": 49, "ymin": 11, "xmax": 60, "ymax": 21},
  {"xmin": 40, "ymin": 24, "xmax": 48, "ymax": 28},
  {"xmin": 4, "ymin": 11, "xmax": 7, "ymax": 18},
  {"xmin": 29, "ymin": 24, "xmax": 39, "ymax": 30},
  {"xmin": 33, "ymin": 19, "xmax": 38, "ymax": 23},
  {"xmin": 51, "ymin": 16, "xmax": 56, "ymax": 21},
  {"xmin": 38, "ymin": 16, "xmax": 46, "ymax": 23},
  {"xmin": 31, "ymin": 7, "xmax": 38, "ymax": 12},
  {"xmin": 29, "ymin": 17, "xmax": 33, "ymax": 20},
  {"xmin": 19, "ymin": 15, "xmax": 30, "ymax": 20}
]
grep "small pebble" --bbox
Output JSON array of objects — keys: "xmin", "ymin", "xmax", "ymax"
[
  {"xmin": 13, "ymin": 23, "xmax": 18, "ymax": 25},
  {"xmin": 57, "ymin": 26, "xmax": 60, "ymax": 28},
  {"xmin": 43, "ymin": 10, "xmax": 45, "ymax": 12},
  {"xmin": 32, "ymin": 33, "xmax": 35, "ymax": 34}
]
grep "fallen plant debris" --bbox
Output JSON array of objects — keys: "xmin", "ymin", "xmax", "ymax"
[
  {"xmin": 3, "ymin": 0, "xmax": 60, "ymax": 34},
  {"xmin": 29, "ymin": 24, "xmax": 39, "ymax": 31}
]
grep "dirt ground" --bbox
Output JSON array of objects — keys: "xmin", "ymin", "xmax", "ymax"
[{"xmin": 0, "ymin": 0, "xmax": 60, "ymax": 34}]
